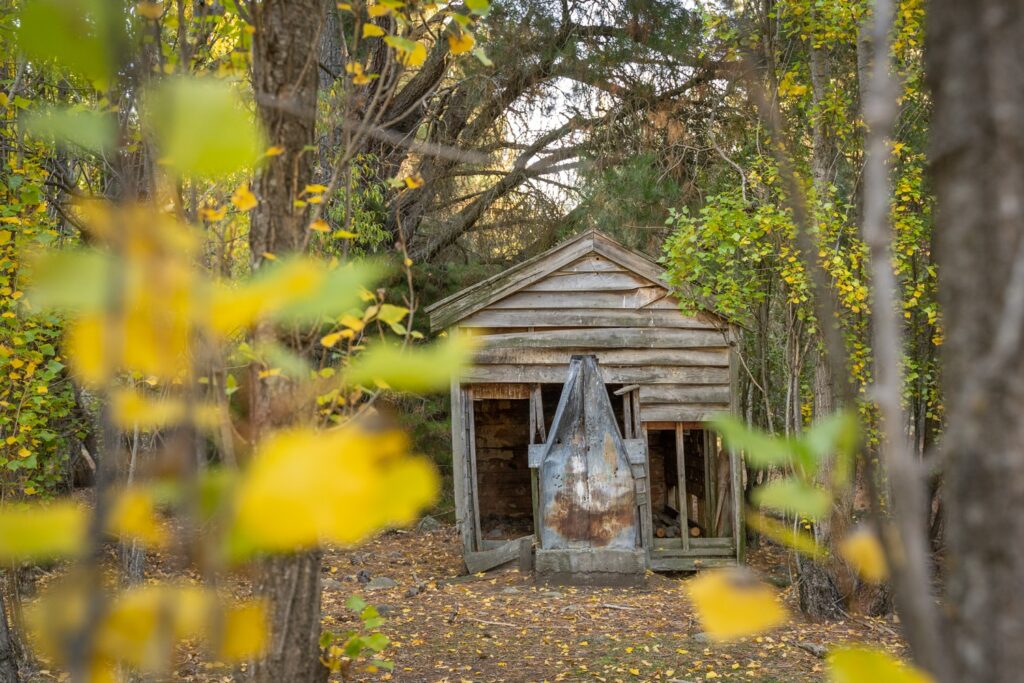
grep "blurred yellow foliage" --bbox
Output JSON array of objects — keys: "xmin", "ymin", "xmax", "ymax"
[
  {"xmin": 108, "ymin": 487, "xmax": 167, "ymax": 548},
  {"xmin": 0, "ymin": 501, "xmax": 86, "ymax": 561},
  {"xmin": 27, "ymin": 582, "xmax": 267, "ymax": 676},
  {"xmin": 829, "ymin": 647, "xmax": 934, "ymax": 683},
  {"xmin": 686, "ymin": 569, "xmax": 787, "ymax": 641},
  {"xmin": 230, "ymin": 425, "xmax": 438, "ymax": 554},
  {"xmin": 840, "ymin": 527, "xmax": 889, "ymax": 584}
]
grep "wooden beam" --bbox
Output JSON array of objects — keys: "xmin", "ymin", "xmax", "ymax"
[
  {"xmin": 460, "ymin": 308, "xmax": 724, "ymax": 329},
  {"xmin": 473, "ymin": 347, "xmax": 730, "ymax": 368},
  {"xmin": 451, "ymin": 378, "xmax": 473, "ymax": 554},
  {"xmin": 676, "ymin": 423, "xmax": 690, "ymax": 552},
  {"xmin": 463, "ymin": 364, "xmax": 730, "ymax": 385},
  {"xmin": 466, "ymin": 387, "xmax": 483, "ymax": 551},
  {"xmin": 464, "ymin": 536, "xmax": 534, "ymax": 574},
  {"xmin": 475, "ymin": 327, "xmax": 731, "ymax": 350}
]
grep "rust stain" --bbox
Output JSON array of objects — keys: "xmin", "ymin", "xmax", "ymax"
[{"xmin": 546, "ymin": 469, "xmax": 635, "ymax": 547}]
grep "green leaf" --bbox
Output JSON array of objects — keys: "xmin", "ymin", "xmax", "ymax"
[
  {"xmin": 22, "ymin": 106, "xmax": 116, "ymax": 153},
  {"xmin": 273, "ymin": 260, "xmax": 382, "ymax": 323},
  {"xmin": 26, "ymin": 249, "xmax": 111, "ymax": 312},
  {"xmin": 364, "ymin": 632, "xmax": 390, "ymax": 652},
  {"xmin": 17, "ymin": 0, "xmax": 126, "ymax": 85},
  {"xmin": 344, "ymin": 335, "xmax": 473, "ymax": 393},
  {"xmin": 752, "ymin": 478, "xmax": 832, "ymax": 518},
  {"xmin": 712, "ymin": 415, "xmax": 793, "ymax": 469},
  {"xmin": 828, "ymin": 648, "xmax": 934, "ymax": 683},
  {"xmin": 345, "ymin": 594, "xmax": 367, "ymax": 613},
  {"xmin": 146, "ymin": 77, "xmax": 265, "ymax": 179},
  {"xmin": 465, "ymin": 0, "xmax": 490, "ymax": 15}
]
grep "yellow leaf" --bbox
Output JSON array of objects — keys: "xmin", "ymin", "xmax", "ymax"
[
  {"xmin": 368, "ymin": 4, "xmax": 391, "ymax": 16},
  {"xmin": 333, "ymin": 229, "xmax": 359, "ymax": 239},
  {"xmin": 303, "ymin": 184, "xmax": 328, "ymax": 194},
  {"xmin": 340, "ymin": 314, "xmax": 365, "ymax": 331},
  {"xmin": 219, "ymin": 600, "xmax": 269, "ymax": 661},
  {"xmin": 310, "ymin": 219, "xmax": 331, "ymax": 233},
  {"xmin": 337, "ymin": 2, "xmax": 352, "ymax": 10},
  {"xmin": 839, "ymin": 527, "xmax": 889, "ymax": 583},
  {"xmin": 0, "ymin": 501, "xmax": 86, "ymax": 561},
  {"xmin": 262, "ymin": 252, "xmax": 277, "ymax": 260},
  {"xmin": 136, "ymin": 2, "xmax": 164, "ymax": 19},
  {"xmin": 448, "ymin": 31, "xmax": 475, "ymax": 55},
  {"xmin": 110, "ymin": 389, "xmax": 186, "ymax": 429},
  {"xmin": 108, "ymin": 488, "xmax": 167, "ymax": 548},
  {"xmin": 363, "ymin": 23, "xmax": 386, "ymax": 38},
  {"xmin": 829, "ymin": 648, "xmax": 934, "ymax": 683},
  {"xmin": 36, "ymin": 385, "xmax": 48, "ymax": 394},
  {"xmin": 229, "ymin": 426, "xmax": 438, "ymax": 555},
  {"xmin": 199, "ymin": 205, "xmax": 227, "ymax": 222},
  {"xmin": 265, "ymin": 145, "xmax": 286, "ymax": 157},
  {"xmin": 686, "ymin": 569, "xmax": 787, "ymax": 641},
  {"xmin": 321, "ymin": 331, "xmax": 345, "ymax": 348},
  {"xmin": 404, "ymin": 174, "xmax": 424, "ymax": 189},
  {"xmin": 231, "ymin": 184, "xmax": 258, "ymax": 211}
]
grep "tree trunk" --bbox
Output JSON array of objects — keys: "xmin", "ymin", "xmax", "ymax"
[
  {"xmin": 248, "ymin": 2, "xmax": 328, "ymax": 682},
  {"xmin": 927, "ymin": 1, "xmax": 1024, "ymax": 680},
  {"xmin": 0, "ymin": 590, "xmax": 19, "ymax": 683}
]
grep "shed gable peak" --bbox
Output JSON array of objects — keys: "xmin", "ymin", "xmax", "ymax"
[{"xmin": 426, "ymin": 231, "xmax": 670, "ymax": 331}]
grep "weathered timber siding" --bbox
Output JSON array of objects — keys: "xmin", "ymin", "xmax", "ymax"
[{"xmin": 451, "ymin": 253, "xmax": 735, "ymax": 424}]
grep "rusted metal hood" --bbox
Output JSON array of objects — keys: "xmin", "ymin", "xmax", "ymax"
[{"xmin": 528, "ymin": 355, "xmax": 644, "ymax": 551}]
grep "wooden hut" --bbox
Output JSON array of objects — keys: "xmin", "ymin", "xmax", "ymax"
[{"xmin": 426, "ymin": 230, "xmax": 743, "ymax": 577}]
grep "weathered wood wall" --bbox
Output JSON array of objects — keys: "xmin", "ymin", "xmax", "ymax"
[{"xmin": 459, "ymin": 254, "xmax": 735, "ymax": 425}]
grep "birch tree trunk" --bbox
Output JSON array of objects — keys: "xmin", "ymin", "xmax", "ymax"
[
  {"xmin": 248, "ymin": 1, "xmax": 328, "ymax": 681},
  {"xmin": 928, "ymin": 0, "xmax": 1024, "ymax": 679}
]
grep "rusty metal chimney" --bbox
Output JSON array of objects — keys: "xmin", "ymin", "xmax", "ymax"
[{"xmin": 529, "ymin": 355, "xmax": 647, "ymax": 586}]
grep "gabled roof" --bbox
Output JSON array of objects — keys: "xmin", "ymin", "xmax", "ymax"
[{"xmin": 425, "ymin": 229, "xmax": 727, "ymax": 332}]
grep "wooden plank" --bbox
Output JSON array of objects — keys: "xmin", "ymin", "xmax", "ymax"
[
  {"xmin": 470, "ymin": 383, "xmax": 532, "ymax": 400},
  {"xmin": 522, "ymin": 271, "xmax": 656, "ymax": 292},
  {"xmin": 464, "ymin": 536, "xmax": 533, "ymax": 574},
  {"xmin": 732, "ymin": 446, "xmax": 745, "ymax": 564},
  {"xmin": 703, "ymin": 429, "xmax": 715, "ymax": 535},
  {"xmin": 487, "ymin": 287, "xmax": 668, "ymax": 310},
  {"xmin": 556, "ymin": 255, "xmax": 627, "ymax": 273},
  {"xmin": 461, "ymin": 308, "xmax": 721, "ymax": 330},
  {"xmin": 676, "ymin": 424, "xmax": 689, "ymax": 551},
  {"xmin": 463, "ymin": 365, "xmax": 730, "ymax": 385},
  {"xmin": 451, "ymin": 377, "xmax": 473, "ymax": 554},
  {"xmin": 529, "ymin": 385, "xmax": 544, "ymax": 541},
  {"xmin": 476, "ymin": 327, "xmax": 731, "ymax": 350},
  {"xmin": 648, "ymin": 556, "xmax": 737, "ymax": 572},
  {"xmin": 640, "ymin": 405, "xmax": 731, "ymax": 423},
  {"xmin": 654, "ymin": 537, "xmax": 733, "ymax": 549},
  {"xmin": 466, "ymin": 388, "xmax": 483, "ymax": 551},
  {"xmin": 428, "ymin": 232, "xmax": 595, "ymax": 330},
  {"xmin": 474, "ymin": 347, "xmax": 730, "ymax": 368},
  {"xmin": 639, "ymin": 384, "xmax": 731, "ymax": 404},
  {"xmin": 651, "ymin": 546, "xmax": 736, "ymax": 558}
]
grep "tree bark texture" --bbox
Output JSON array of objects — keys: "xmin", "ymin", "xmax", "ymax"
[
  {"xmin": 248, "ymin": 2, "xmax": 328, "ymax": 682},
  {"xmin": 928, "ymin": 0, "xmax": 1024, "ymax": 680},
  {"xmin": 0, "ymin": 592, "xmax": 18, "ymax": 683}
]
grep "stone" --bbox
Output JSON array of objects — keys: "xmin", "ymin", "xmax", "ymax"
[
  {"xmin": 356, "ymin": 569, "xmax": 371, "ymax": 584},
  {"xmin": 692, "ymin": 632, "xmax": 711, "ymax": 644},
  {"xmin": 535, "ymin": 548, "xmax": 646, "ymax": 587},
  {"xmin": 796, "ymin": 642, "xmax": 827, "ymax": 659},
  {"xmin": 366, "ymin": 577, "xmax": 398, "ymax": 591},
  {"xmin": 417, "ymin": 515, "xmax": 443, "ymax": 532},
  {"xmin": 499, "ymin": 587, "xmax": 521, "ymax": 595},
  {"xmin": 322, "ymin": 578, "xmax": 344, "ymax": 591}
]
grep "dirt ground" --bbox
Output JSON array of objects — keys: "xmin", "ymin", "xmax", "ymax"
[
  {"xmin": 21, "ymin": 524, "xmax": 907, "ymax": 683},
  {"xmin": 301, "ymin": 526, "xmax": 902, "ymax": 682}
]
